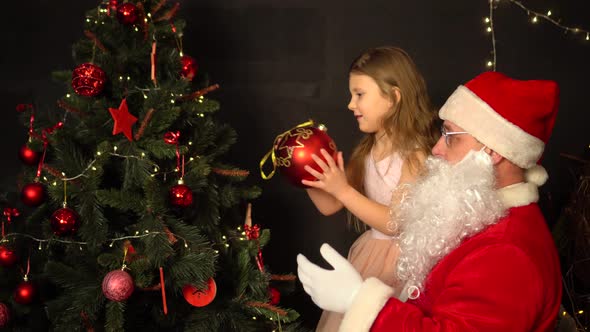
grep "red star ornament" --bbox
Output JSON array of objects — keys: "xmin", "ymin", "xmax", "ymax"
[{"xmin": 109, "ymin": 98, "xmax": 137, "ymax": 141}]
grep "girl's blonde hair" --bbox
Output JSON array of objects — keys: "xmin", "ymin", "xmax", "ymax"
[{"xmin": 346, "ymin": 46, "xmax": 439, "ymax": 232}]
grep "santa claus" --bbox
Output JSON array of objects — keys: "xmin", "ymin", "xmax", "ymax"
[{"xmin": 297, "ymin": 71, "xmax": 562, "ymax": 331}]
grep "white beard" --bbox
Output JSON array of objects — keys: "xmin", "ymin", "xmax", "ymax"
[{"xmin": 396, "ymin": 150, "xmax": 507, "ymax": 300}]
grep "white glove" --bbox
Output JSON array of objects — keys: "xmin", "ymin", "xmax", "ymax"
[{"xmin": 296, "ymin": 243, "xmax": 363, "ymax": 313}]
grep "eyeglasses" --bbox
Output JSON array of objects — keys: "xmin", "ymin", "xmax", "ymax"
[{"xmin": 441, "ymin": 125, "xmax": 468, "ymax": 147}]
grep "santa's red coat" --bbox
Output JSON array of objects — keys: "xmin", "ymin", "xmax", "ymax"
[{"xmin": 340, "ymin": 183, "xmax": 562, "ymax": 332}]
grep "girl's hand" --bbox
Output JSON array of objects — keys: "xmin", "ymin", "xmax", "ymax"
[{"xmin": 302, "ymin": 149, "xmax": 350, "ymax": 198}]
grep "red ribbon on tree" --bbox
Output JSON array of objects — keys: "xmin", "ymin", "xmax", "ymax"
[
  {"xmin": 244, "ymin": 224, "xmax": 260, "ymax": 240},
  {"xmin": 2, "ymin": 208, "xmax": 20, "ymax": 237},
  {"xmin": 244, "ymin": 204, "xmax": 265, "ymax": 273},
  {"xmin": 163, "ymin": 131, "xmax": 181, "ymax": 173},
  {"xmin": 18, "ymin": 104, "xmax": 64, "ymax": 178}
]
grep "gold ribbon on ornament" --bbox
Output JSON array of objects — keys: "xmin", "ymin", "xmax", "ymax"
[{"xmin": 259, "ymin": 119, "xmax": 315, "ymax": 180}]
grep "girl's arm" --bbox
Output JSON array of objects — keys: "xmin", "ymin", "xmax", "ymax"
[
  {"xmin": 303, "ymin": 149, "xmax": 425, "ymax": 234},
  {"xmin": 305, "ymin": 188, "xmax": 344, "ymax": 216}
]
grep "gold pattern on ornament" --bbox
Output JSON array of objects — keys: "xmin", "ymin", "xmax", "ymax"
[{"xmin": 275, "ymin": 128, "xmax": 313, "ymax": 168}]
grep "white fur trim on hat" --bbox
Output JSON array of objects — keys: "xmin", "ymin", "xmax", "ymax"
[
  {"xmin": 497, "ymin": 182, "xmax": 539, "ymax": 208},
  {"xmin": 339, "ymin": 278, "xmax": 394, "ymax": 332},
  {"xmin": 439, "ymin": 86, "xmax": 545, "ymax": 169}
]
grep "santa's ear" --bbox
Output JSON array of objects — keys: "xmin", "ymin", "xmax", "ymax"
[{"xmin": 489, "ymin": 150, "xmax": 504, "ymax": 165}]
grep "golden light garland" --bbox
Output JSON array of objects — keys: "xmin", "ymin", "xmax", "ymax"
[{"xmin": 484, "ymin": 0, "xmax": 589, "ymax": 70}]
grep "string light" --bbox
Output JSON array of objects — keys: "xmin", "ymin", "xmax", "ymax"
[
  {"xmin": 484, "ymin": 0, "xmax": 589, "ymax": 70},
  {"xmin": 1, "ymin": 230, "xmax": 191, "ymax": 250}
]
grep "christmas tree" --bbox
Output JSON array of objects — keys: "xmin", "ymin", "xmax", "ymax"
[{"xmin": 0, "ymin": 1, "xmax": 300, "ymax": 330}]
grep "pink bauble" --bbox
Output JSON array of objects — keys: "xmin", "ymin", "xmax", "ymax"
[{"xmin": 102, "ymin": 270, "xmax": 134, "ymax": 302}]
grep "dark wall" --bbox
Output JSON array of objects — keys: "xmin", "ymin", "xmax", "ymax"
[{"xmin": 2, "ymin": 0, "xmax": 589, "ymax": 328}]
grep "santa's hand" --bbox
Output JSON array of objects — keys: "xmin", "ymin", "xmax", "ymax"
[{"xmin": 297, "ymin": 243, "xmax": 362, "ymax": 313}]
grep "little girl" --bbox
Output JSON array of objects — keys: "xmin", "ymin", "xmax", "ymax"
[{"xmin": 302, "ymin": 46, "xmax": 438, "ymax": 331}]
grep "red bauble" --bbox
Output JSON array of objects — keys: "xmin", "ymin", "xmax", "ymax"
[
  {"xmin": 273, "ymin": 124, "xmax": 337, "ymax": 188},
  {"xmin": 169, "ymin": 184, "xmax": 193, "ymax": 207},
  {"xmin": 18, "ymin": 145, "xmax": 40, "ymax": 166},
  {"xmin": 182, "ymin": 278, "xmax": 216, "ymax": 307},
  {"xmin": 116, "ymin": 3, "xmax": 139, "ymax": 25},
  {"xmin": 72, "ymin": 63, "xmax": 106, "ymax": 97},
  {"xmin": 0, "ymin": 302, "xmax": 10, "ymax": 328},
  {"xmin": 102, "ymin": 270, "xmax": 134, "ymax": 302},
  {"xmin": 0, "ymin": 246, "xmax": 17, "ymax": 267},
  {"xmin": 20, "ymin": 183, "xmax": 46, "ymax": 207},
  {"xmin": 13, "ymin": 281, "xmax": 36, "ymax": 304},
  {"xmin": 50, "ymin": 207, "xmax": 81, "ymax": 236},
  {"xmin": 180, "ymin": 55, "xmax": 198, "ymax": 81},
  {"xmin": 268, "ymin": 287, "xmax": 281, "ymax": 305}
]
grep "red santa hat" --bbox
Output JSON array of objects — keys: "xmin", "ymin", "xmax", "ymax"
[{"xmin": 439, "ymin": 71, "xmax": 559, "ymax": 186}]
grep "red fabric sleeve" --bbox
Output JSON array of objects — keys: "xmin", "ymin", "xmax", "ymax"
[{"xmin": 371, "ymin": 244, "xmax": 546, "ymax": 332}]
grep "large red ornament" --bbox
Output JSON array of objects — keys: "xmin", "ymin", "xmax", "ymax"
[
  {"xmin": 102, "ymin": 270, "xmax": 134, "ymax": 302},
  {"xmin": 169, "ymin": 184, "xmax": 193, "ymax": 207},
  {"xmin": 109, "ymin": 98, "xmax": 138, "ymax": 141},
  {"xmin": 0, "ymin": 246, "xmax": 17, "ymax": 267},
  {"xmin": 182, "ymin": 278, "xmax": 216, "ymax": 307},
  {"xmin": 50, "ymin": 207, "xmax": 81, "ymax": 236},
  {"xmin": 20, "ymin": 182, "xmax": 46, "ymax": 207},
  {"xmin": 265, "ymin": 123, "xmax": 337, "ymax": 188},
  {"xmin": 18, "ymin": 145, "xmax": 40, "ymax": 166},
  {"xmin": 116, "ymin": 3, "xmax": 139, "ymax": 25},
  {"xmin": 180, "ymin": 55, "xmax": 198, "ymax": 81},
  {"xmin": 0, "ymin": 302, "xmax": 10, "ymax": 328},
  {"xmin": 72, "ymin": 63, "xmax": 106, "ymax": 97},
  {"xmin": 13, "ymin": 281, "xmax": 36, "ymax": 304},
  {"xmin": 268, "ymin": 287, "xmax": 280, "ymax": 305}
]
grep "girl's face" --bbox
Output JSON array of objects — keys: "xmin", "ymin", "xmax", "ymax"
[{"xmin": 348, "ymin": 73, "xmax": 393, "ymax": 135}]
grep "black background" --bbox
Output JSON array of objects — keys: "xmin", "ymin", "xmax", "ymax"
[{"xmin": 1, "ymin": 0, "xmax": 589, "ymax": 328}]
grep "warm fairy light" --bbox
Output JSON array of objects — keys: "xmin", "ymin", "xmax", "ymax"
[
  {"xmin": 61, "ymin": 172, "xmax": 66, "ymax": 176},
  {"xmin": 134, "ymin": 27, "xmax": 139, "ymax": 32},
  {"xmin": 225, "ymin": 244, "xmax": 229, "ymax": 247},
  {"xmin": 144, "ymin": 230, "xmax": 149, "ymax": 233},
  {"xmin": 189, "ymin": 157, "xmax": 194, "ymax": 161},
  {"xmin": 579, "ymin": 310, "xmax": 584, "ymax": 314},
  {"xmin": 38, "ymin": 243, "xmax": 42, "ymax": 250},
  {"xmin": 86, "ymin": 18, "xmax": 91, "ymax": 22},
  {"xmin": 127, "ymin": 76, "xmax": 130, "ymax": 81},
  {"xmin": 188, "ymin": 141, "xmax": 193, "ymax": 145},
  {"xmin": 113, "ymin": 146, "xmax": 118, "ymax": 151},
  {"xmin": 252, "ymin": 317, "xmax": 257, "ymax": 320},
  {"xmin": 143, "ymin": 93, "xmax": 148, "ymax": 99},
  {"xmin": 52, "ymin": 181, "xmax": 57, "ymax": 186},
  {"xmin": 170, "ymin": 99, "xmax": 175, "ymax": 104},
  {"xmin": 485, "ymin": 0, "xmax": 590, "ymax": 70},
  {"xmin": 179, "ymin": 51, "xmax": 184, "ymax": 57},
  {"xmin": 222, "ymin": 236, "xmax": 227, "ymax": 240},
  {"xmin": 141, "ymin": 152, "xmax": 146, "ymax": 157},
  {"xmin": 92, "ymin": 166, "xmax": 97, "ymax": 170},
  {"xmin": 135, "ymin": 231, "xmax": 140, "ymax": 235},
  {"xmin": 119, "ymin": 76, "xmax": 123, "ymax": 81},
  {"xmin": 66, "ymin": 94, "xmax": 71, "ymax": 98},
  {"xmin": 43, "ymin": 176, "xmax": 48, "ymax": 181}
]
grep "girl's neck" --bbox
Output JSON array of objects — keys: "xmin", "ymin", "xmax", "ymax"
[{"xmin": 372, "ymin": 132, "xmax": 393, "ymax": 160}]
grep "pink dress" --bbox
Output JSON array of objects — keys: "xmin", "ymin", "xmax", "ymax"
[{"xmin": 316, "ymin": 153, "xmax": 404, "ymax": 331}]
